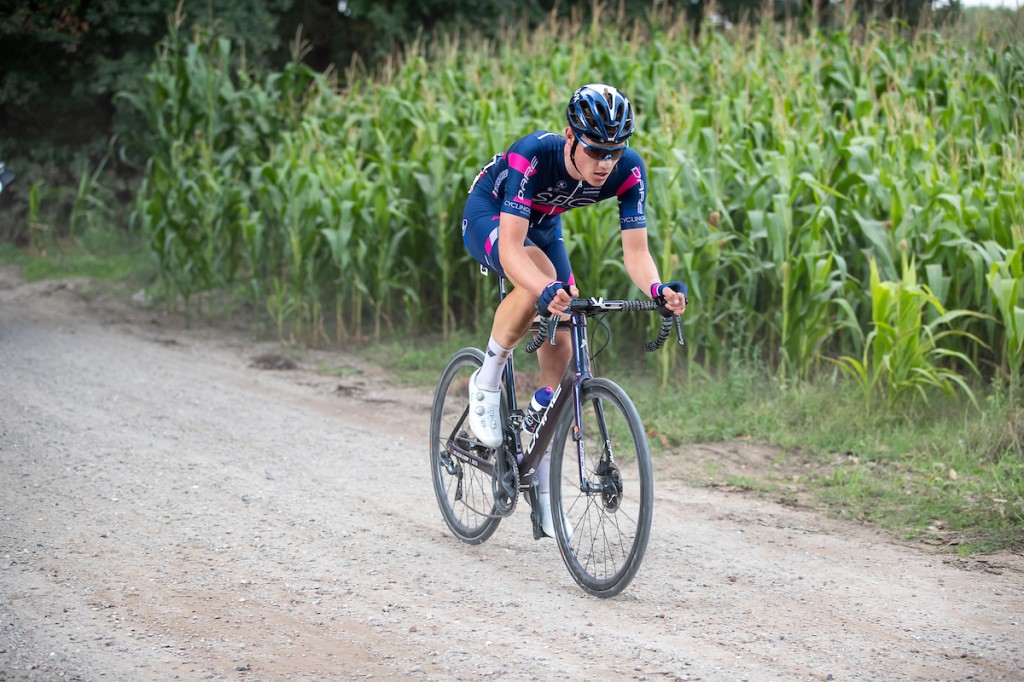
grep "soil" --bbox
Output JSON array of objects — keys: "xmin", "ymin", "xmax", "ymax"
[{"xmin": 1, "ymin": 265, "xmax": 1022, "ymax": 682}]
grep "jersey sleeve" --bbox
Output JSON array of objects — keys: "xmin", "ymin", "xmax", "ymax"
[
  {"xmin": 499, "ymin": 134, "xmax": 546, "ymax": 220},
  {"xmin": 615, "ymin": 151, "xmax": 648, "ymax": 230}
]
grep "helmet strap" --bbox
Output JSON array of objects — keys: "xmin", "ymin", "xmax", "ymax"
[{"xmin": 569, "ymin": 137, "xmax": 583, "ymax": 176}]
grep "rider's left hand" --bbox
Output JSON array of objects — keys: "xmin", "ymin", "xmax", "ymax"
[{"xmin": 651, "ymin": 282, "xmax": 688, "ymax": 316}]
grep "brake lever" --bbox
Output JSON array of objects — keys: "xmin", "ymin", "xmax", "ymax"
[{"xmin": 525, "ymin": 311, "xmax": 560, "ymax": 354}]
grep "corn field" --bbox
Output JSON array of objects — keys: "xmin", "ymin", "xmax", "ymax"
[{"xmin": 120, "ymin": 7, "xmax": 1024, "ymax": 404}]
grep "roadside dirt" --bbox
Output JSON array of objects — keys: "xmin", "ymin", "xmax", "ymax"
[{"xmin": 1, "ymin": 265, "xmax": 1022, "ymax": 682}]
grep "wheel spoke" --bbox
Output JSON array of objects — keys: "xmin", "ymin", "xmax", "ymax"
[
  {"xmin": 551, "ymin": 379, "xmax": 652, "ymax": 598},
  {"xmin": 429, "ymin": 349, "xmax": 502, "ymax": 545}
]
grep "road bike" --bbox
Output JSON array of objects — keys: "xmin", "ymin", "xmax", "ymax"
[{"xmin": 429, "ymin": 275, "xmax": 684, "ymax": 598}]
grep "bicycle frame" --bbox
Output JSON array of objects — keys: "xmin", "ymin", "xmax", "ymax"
[
  {"xmin": 444, "ymin": 275, "xmax": 679, "ymax": 505},
  {"xmin": 498, "ymin": 279, "xmax": 607, "ymax": 497}
]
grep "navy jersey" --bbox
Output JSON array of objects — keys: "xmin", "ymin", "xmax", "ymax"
[{"xmin": 468, "ymin": 131, "xmax": 648, "ymax": 235}]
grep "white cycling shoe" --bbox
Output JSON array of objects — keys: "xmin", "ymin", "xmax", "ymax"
[
  {"xmin": 468, "ymin": 369, "xmax": 503, "ymax": 448},
  {"xmin": 537, "ymin": 491, "xmax": 572, "ymax": 539}
]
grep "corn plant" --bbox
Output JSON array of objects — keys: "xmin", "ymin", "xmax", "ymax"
[
  {"xmin": 987, "ymin": 246, "xmax": 1024, "ymax": 393},
  {"xmin": 837, "ymin": 258, "xmax": 986, "ymax": 410},
  {"xmin": 115, "ymin": 3, "xmax": 1023, "ymax": 406}
]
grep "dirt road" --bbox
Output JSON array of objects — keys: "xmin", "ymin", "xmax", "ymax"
[{"xmin": 1, "ymin": 267, "xmax": 1022, "ymax": 681}]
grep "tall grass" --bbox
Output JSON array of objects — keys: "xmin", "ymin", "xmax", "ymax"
[{"xmin": 120, "ymin": 6, "xmax": 1024, "ymax": 405}]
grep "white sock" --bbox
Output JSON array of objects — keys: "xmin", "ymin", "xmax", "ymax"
[
  {"xmin": 477, "ymin": 336, "xmax": 511, "ymax": 391},
  {"xmin": 537, "ymin": 447, "xmax": 551, "ymax": 493}
]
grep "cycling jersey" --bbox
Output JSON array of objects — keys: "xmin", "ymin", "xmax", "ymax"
[
  {"xmin": 462, "ymin": 131, "xmax": 648, "ymax": 283},
  {"xmin": 468, "ymin": 130, "xmax": 648, "ymax": 231}
]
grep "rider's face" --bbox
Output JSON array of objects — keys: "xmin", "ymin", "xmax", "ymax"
[{"xmin": 565, "ymin": 129, "xmax": 624, "ymax": 186}]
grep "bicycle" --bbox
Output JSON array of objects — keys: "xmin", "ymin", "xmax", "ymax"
[{"xmin": 429, "ymin": 274, "xmax": 685, "ymax": 598}]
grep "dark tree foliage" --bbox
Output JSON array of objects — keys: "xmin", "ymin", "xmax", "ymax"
[
  {"xmin": 0, "ymin": 0, "xmax": 290, "ymax": 148},
  {"xmin": 280, "ymin": 0, "xmax": 571, "ymax": 73}
]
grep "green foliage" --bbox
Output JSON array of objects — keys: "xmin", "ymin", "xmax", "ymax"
[
  {"xmin": 836, "ymin": 257, "xmax": 987, "ymax": 409},
  {"xmin": 986, "ymin": 245, "xmax": 1024, "ymax": 392},
  {"xmin": 120, "ymin": 8, "xmax": 1024, "ymax": 409},
  {"xmin": 0, "ymin": 0, "xmax": 290, "ymax": 108},
  {"xmin": 0, "ymin": 0, "xmax": 294, "ymax": 248}
]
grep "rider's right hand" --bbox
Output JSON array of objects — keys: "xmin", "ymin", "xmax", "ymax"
[{"xmin": 537, "ymin": 280, "xmax": 569, "ymax": 316}]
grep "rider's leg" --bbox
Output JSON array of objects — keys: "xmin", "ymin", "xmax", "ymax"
[
  {"xmin": 476, "ymin": 246, "xmax": 557, "ymax": 389},
  {"xmin": 468, "ymin": 247, "xmax": 554, "ymax": 447},
  {"xmin": 537, "ymin": 328, "xmax": 571, "ymax": 389},
  {"xmin": 501, "ymin": 251, "xmax": 571, "ymax": 539}
]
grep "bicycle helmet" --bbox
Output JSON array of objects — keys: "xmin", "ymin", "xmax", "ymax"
[{"xmin": 566, "ymin": 84, "xmax": 635, "ymax": 144}]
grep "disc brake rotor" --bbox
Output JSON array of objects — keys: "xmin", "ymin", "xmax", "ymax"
[{"xmin": 597, "ymin": 460, "xmax": 623, "ymax": 512}]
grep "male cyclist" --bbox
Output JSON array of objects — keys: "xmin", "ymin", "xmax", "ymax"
[{"xmin": 461, "ymin": 83, "xmax": 687, "ymax": 537}]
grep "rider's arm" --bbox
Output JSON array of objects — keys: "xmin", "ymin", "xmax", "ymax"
[
  {"xmin": 621, "ymin": 228, "xmax": 662, "ymax": 294},
  {"xmin": 621, "ymin": 229, "xmax": 686, "ymax": 314},
  {"xmin": 500, "ymin": 214, "xmax": 576, "ymax": 315}
]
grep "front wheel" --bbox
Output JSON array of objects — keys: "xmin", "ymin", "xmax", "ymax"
[
  {"xmin": 429, "ymin": 348, "xmax": 502, "ymax": 544},
  {"xmin": 549, "ymin": 378, "xmax": 653, "ymax": 597}
]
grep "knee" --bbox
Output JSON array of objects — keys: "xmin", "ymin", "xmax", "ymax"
[
  {"xmin": 539, "ymin": 329, "xmax": 572, "ymax": 360},
  {"xmin": 554, "ymin": 329, "xmax": 572, "ymax": 358}
]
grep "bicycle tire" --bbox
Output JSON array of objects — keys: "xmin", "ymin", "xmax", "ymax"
[
  {"xmin": 549, "ymin": 377, "xmax": 653, "ymax": 597},
  {"xmin": 429, "ymin": 348, "xmax": 503, "ymax": 544}
]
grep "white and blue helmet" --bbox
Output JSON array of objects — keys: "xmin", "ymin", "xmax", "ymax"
[{"xmin": 566, "ymin": 84, "xmax": 635, "ymax": 144}]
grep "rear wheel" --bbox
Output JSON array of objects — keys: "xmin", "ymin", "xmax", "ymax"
[
  {"xmin": 429, "ymin": 348, "xmax": 502, "ymax": 544},
  {"xmin": 549, "ymin": 378, "xmax": 653, "ymax": 597}
]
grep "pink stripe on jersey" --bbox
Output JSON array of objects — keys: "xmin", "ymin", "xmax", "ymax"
[
  {"xmin": 615, "ymin": 171, "xmax": 640, "ymax": 196},
  {"xmin": 531, "ymin": 204, "xmax": 567, "ymax": 216},
  {"xmin": 567, "ymin": 273, "xmax": 576, "ymax": 287},
  {"xmin": 506, "ymin": 152, "xmax": 535, "ymax": 176}
]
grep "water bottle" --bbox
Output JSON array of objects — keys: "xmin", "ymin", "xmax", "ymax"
[{"xmin": 523, "ymin": 386, "xmax": 553, "ymax": 434}]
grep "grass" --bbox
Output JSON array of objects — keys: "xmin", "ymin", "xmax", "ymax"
[
  {"xmin": 1, "ymin": 227, "xmax": 154, "ymax": 284},
  {"xmin": 361, "ymin": 328, "xmax": 483, "ymax": 386}
]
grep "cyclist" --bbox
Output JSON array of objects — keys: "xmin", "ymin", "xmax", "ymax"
[{"xmin": 461, "ymin": 83, "xmax": 687, "ymax": 537}]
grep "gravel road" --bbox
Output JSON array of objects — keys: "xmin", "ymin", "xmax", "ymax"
[{"xmin": 1, "ymin": 267, "xmax": 1022, "ymax": 681}]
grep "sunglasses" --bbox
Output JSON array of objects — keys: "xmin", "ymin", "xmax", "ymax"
[{"xmin": 576, "ymin": 136, "xmax": 627, "ymax": 162}]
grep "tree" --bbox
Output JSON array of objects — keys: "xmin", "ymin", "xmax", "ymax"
[{"xmin": 0, "ymin": 0, "xmax": 291, "ymax": 148}]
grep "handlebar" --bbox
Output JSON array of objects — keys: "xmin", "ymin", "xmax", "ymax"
[{"xmin": 524, "ymin": 297, "xmax": 685, "ymax": 354}]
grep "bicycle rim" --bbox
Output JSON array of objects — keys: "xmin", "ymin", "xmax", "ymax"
[
  {"xmin": 429, "ymin": 348, "xmax": 502, "ymax": 544},
  {"xmin": 550, "ymin": 377, "xmax": 653, "ymax": 597}
]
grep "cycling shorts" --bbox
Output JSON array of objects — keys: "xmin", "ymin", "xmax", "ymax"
[{"xmin": 462, "ymin": 193, "xmax": 573, "ymax": 285}]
